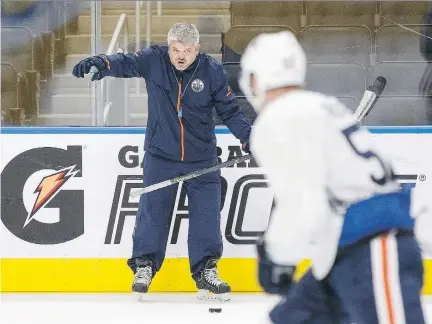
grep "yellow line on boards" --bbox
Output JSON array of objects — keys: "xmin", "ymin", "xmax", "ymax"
[{"xmin": 1, "ymin": 258, "xmax": 431, "ymax": 294}]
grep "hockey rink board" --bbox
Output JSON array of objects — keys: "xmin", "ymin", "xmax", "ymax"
[{"xmin": 1, "ymin": 126, "xmax": 432, "ymax": 294}]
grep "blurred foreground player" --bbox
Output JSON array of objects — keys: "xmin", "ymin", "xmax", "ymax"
[
  {"xmin": 240, "ymin": 31, "xmax": 430, "ymax": 323},
  {"xmin": 72, "ymin": 23, "xmax": 252, "ymax": 301}
]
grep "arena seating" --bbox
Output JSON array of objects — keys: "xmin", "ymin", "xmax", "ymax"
[{"xmin": 223, "ymin": 1, "xmax": 432, "ymax": 125}]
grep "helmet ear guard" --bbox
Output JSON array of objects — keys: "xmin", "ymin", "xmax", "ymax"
[{"xmin": 239, "ymin": 69, "xmax": 266, "ymax": 113}]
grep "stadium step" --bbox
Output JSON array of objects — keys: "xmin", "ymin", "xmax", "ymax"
[
  {"xmin": 50, "ymin": 74, "xmax": 147, "ymax": 94},
  {"xmin": 84, "ymin": 1, "xmax": 230, "ymax": 16},
  {"xmin": 96, "ymin": 1, "xmax": 230, "ymax": 10},
  {"xmin": 50, "ymin": 93, "xmax": 150, "ymax": 115},
  {"xmin": 76, "ymin": 14, "xmax": 230, "ymax": 35}
]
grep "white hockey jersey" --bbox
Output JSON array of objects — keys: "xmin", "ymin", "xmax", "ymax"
[{"xmin": 250, "ymin": 89, "xmax": 430, "ymax": 279}]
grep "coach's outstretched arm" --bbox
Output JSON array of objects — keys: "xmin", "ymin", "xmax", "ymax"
[
  {"xmin": 212, "ymin": 63, "xmax": 252, "ymax": 149},
  {"xmin": 72, "ymin": 46, "xmax": 157, "ymax": 81}
]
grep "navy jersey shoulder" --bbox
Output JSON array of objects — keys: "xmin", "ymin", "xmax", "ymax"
[
  {"xmin": 203, "ymin": 53, "xmax": 222, "ymax": 69},
  {"xmin": 205, "ymin": 53, "xmax": 225, "ymax": 76},
  {"xmin": 198, "ymin": 53, "xmax": 226, "ymax": 92},
  {"xmin": 145, "ymin": 44, "xmax": 169, "ymax": 62},
  {"xmin": 148, "ymin": 44, "xmax": 168, "ymax": 54}
]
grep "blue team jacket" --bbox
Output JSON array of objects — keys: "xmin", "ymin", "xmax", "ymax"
[{"xmin": 102, "ymin": 45, "xmax": 251, "ymax": 162}]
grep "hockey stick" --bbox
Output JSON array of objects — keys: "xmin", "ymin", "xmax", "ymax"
[
  {"xmin": 129, "ymin": 76, "xmax": 387, "ymax": 198},
  {"xmin": 129, "ymin": 154, "xmax": 252, "ymax": 197}
]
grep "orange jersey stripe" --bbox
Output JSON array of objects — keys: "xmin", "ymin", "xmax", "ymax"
[
  {"xmin": 381, "ymin": 234, "xmax": 396, "ymax": 324},
  {"xmin": 176, "ymin": 81, "xmax": 185, "ymax": 161},
  {"xmin": 179, "ymin": 119, "xmax": 185, "ymax": 161},
  {"xmin": 176, "ymin": 81, "xmax": 181, "ymax": 111}
]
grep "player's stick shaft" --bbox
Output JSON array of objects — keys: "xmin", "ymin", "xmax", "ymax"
[{"xmin": 129, "ymin": 154, "xmax": 252, "ymax": 197}]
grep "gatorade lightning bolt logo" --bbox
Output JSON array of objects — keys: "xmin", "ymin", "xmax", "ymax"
[{"xmin": 25, "ymin": 165, "xmax": 79, "ymax": 227}]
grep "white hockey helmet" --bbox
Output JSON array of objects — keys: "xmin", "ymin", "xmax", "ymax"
[{"xmin": 239, "ymin": 31, "xmax": 307, "ymax": 112}]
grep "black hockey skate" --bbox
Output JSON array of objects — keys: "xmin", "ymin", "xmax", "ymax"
[
  {"xmin": 195, "ymin": 258, "xmax": 231, "ymax": 302},
  {"xmin": 132, "ymin": 260, "xmax": 154, "ymax": 297}
]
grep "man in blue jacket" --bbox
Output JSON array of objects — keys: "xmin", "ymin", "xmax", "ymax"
[{"xmin": 72, "ymin": 23, "xmax": 251, "ymax": 301}]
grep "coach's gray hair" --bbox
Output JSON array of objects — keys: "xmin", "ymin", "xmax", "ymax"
[{"xmin": 167, "ymin": 23, "xmax": 200, "ymax": 46}]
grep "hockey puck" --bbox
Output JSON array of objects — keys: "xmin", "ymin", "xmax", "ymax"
[{"xmin": 209, "ymin": 308, "xmax": 222, "ymax": 313}]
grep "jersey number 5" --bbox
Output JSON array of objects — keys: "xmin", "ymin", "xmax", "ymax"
[{"xmin": 342, "ymin": 124, "xmax": 395, "ymax": 186}]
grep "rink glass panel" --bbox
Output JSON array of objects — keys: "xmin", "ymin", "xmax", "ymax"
[{"xmin": 1, "ymin": 1, "xmax": 431, "ymax": 127}]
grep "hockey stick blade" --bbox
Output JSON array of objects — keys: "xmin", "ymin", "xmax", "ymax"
[
  {"xmin": 353, "ymin": 76, "xmax": 387, "ymax": 122},
  {"xmin": 369, "ymin": 76, "xmax": 387, "ymax": 97},
  {"xmin": 130, "ymin": 154, "xmax": 253, "ymax": 197}
]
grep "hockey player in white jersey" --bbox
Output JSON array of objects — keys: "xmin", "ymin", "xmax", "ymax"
[{"xmin": 239, "ymin": 31, "xmax": 429, "ymax": 324}]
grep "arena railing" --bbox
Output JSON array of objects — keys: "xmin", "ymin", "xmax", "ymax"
[
  {"xmin": 90, "ymin": 1, "xmax": 161, "ymax": 126},
  {"xmin": 98, "ymin": 13, "xmax": 130, "ymax": 126}
]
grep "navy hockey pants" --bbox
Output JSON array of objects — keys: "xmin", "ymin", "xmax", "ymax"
[
  {"xmin": 270, "ymin": 230, "xmax": 425, "ymax": 324},
  {"xmin": 127, "ymin": 152, "xmax": 223, "ymax": 281}
]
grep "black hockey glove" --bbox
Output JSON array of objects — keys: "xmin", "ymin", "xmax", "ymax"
[
  {"xmin": 72, "ymin": 55, "xmax": 108, "ymax": 81},
  {"xmin": 256, "ymin": 237, "xmax": 296, "ymax": 295}
]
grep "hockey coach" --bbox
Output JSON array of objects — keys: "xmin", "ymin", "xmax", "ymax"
[{"xmin": 72, "ymin": 23, "xmax": 251, "ymax": 300}]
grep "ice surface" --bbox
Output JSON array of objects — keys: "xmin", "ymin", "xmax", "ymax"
[{"xmin": 1, "ymin": 293, "xmax": 431, "ymax": 324}]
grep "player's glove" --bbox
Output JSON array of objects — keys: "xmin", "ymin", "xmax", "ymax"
[
  {"xmin": 72, "ymin": 55, "xmax": 109, "ymax": 81},
  {"xmin": 242, "ymin": 140, "xmax": 250, "ymax": 154},
  {"xmin": 256, "ymin": 237, "xmax": 296, "ymax": 295}
]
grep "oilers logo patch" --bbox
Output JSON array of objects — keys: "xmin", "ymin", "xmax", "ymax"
[{"xmin": 191, "ymin": 79, "xmax": 204, "ymax": 92}]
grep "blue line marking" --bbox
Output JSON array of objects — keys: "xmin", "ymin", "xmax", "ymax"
[
  {"xmin": 1, "ymin": 126, "xmax": 432, "ymax": 135},
  {"xmin": 367, "ymin": 126, "xmax": 432, "ymax": 134}
]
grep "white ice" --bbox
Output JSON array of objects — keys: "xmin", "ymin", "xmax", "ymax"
[{"xmin": 1, "ymin": 293, "xmax": 431, "ymax": 324}]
